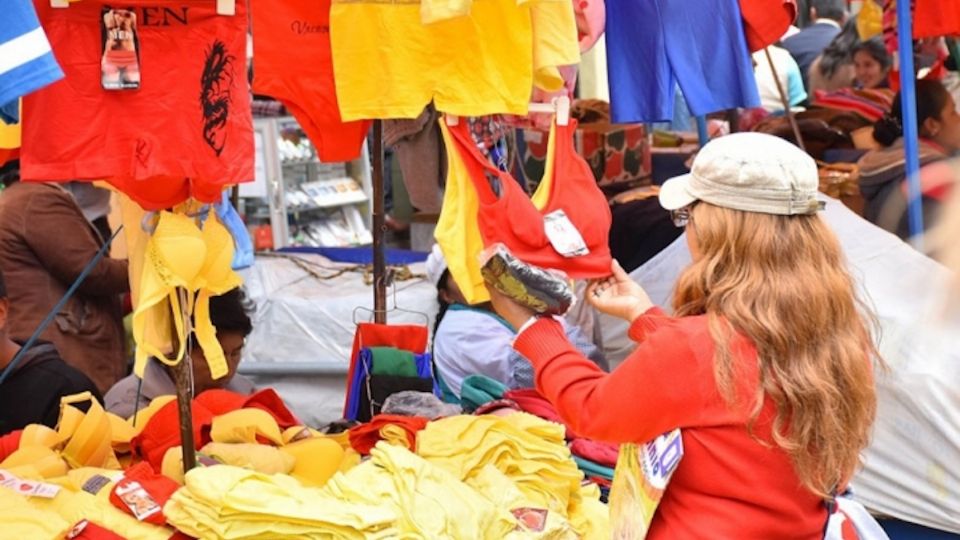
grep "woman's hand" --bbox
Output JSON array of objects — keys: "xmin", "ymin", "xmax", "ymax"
[
  {"xmin": 487, "ymin": 285, "xmax": 537, "ymax": 332},
  {"xmin": 586, "ymin": 260, "xmax": 654, "ymax": 322}
]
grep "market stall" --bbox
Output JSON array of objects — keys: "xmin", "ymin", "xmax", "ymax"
[{"xmin": 2, "ymin": 0, "xmax": 957, "ymax": 538}]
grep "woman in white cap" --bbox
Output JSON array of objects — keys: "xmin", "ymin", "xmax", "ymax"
[
  {"xmin": 425, "ymin": 244, "xmax": 604, "ymax": 402},
  {"xmin": 489, "ymin": 133, "xmax": 879, "ymax": 539}
]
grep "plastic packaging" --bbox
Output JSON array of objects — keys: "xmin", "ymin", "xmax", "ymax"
[
  {"xmin": 382, "ymin": 391, "xmax": 462, "ymax": 419},
  {"xmin": 480, "ymin": 244, "xmax": 575, "ymax": 316}
]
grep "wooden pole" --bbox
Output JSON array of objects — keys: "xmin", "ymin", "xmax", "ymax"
[
  {"xmin": 764, "ymin": 47, "xmax": 806, "ymax": 152},
  {"xmin": 371, "ymin": 120, "xmax": 387, "ymax": 324},
  {"xmin": 172, "ymin": 287, "xmax": 197, "ymax": 472}
]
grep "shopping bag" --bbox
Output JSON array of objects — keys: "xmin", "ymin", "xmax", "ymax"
[
  {"xmin": 823, "ymin": 493, "xmax": 891, "ymax": 540},
  {"xmin": 608, "ymin": 429, "xmax": 683, "ymax": 539}
]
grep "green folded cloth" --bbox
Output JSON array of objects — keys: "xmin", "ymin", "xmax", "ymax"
[
  {"xmin": 573, "ymin": 456, "xmax": 615, "ymax": 481},
  {"xmin": 459, "ymin": 374, "xmax": 508, "ymax": 413},
  {"xmin": 369, "ymin": 347, "xmax": 417, "ymax": 377}
]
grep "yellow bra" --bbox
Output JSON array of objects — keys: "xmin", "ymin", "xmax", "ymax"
[{"xmin": 131, "ymin": 209, "xmax": 242, "ymax": 381}]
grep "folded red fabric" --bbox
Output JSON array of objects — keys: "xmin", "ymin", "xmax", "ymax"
[{"xmin": 348, "ymin": 414, "xmax": 429, "ymax": 455}]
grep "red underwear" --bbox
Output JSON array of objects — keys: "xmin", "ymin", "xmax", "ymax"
[{"xmin": 24, "ymin": 0, "xmax": 253, "ymax": 210}]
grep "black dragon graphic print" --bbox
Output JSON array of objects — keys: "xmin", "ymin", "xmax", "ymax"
[{"xmin": 200, "ymin": 39, "xmax": 235, "ymax": 157}]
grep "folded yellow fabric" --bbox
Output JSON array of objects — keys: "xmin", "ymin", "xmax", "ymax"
[
  {"xmin": 279, "ymin": 438, "xmax": 343, "ymax": 488},
  {"xmin": 59, "ymin": 393, "xmax": 118, "ymax": 470},
  {"xmin": 210, "ymin": 409, "xmax": 284, "ymax": 446},
  {"xmin": 164, "ymin": 465, "xmax": 398, "ymax": 539},
  {"xmin": 0, "ymin": 484, "xmax": 71, "ymax": 538},
  {"xmin": 23, "ymin": 477, "xmax": 172, "ymax": 539},
  {"xmin": 416, "ymin": 413, "xmax": 610, "ymax": 538},
  {"xmin": 417, "ymin": 413, "xmax": 582, "ymax": 513},
  {"xmin": 20, "ymin": 424, "xmax": 65, "ymax": 449},
  {"xmin": 107, "ymin": 412, "xmax": 137, "ymax": 455},
  {"xmin": 1, "ymin": 446, "xmax": 68, "ymax": 479},
  {"xmin": 322, "ymin": 442, "xmax": 516, "ymax": 539},
  {"xmin": 468, "ymin": 464, "xmax": 578, "ymax": 540},
  {"xmin": 199, "ymin": 443, "xmax": 295, "ymax": 475}
]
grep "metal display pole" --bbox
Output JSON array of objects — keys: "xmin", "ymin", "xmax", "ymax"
[
  {"xmin": 371, "ymin": 120, "xmax": 387, "ymax": 324},
  {"xmin": 896, "ymin": 0, "xmax": 924, "ymax": 245}
]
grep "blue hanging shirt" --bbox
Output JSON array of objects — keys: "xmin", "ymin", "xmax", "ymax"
[{"xmin": 0, "ymin": 0, "xmax": 63, "ymax": 110}]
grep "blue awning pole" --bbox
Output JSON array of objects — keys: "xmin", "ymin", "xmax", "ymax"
[
  {"xmin": 897, "ymin": 0, "xmax": 924, "ymax": 247},
  {"xmin": 696, "ymin": 116, "xmax": 709, "ymax": 147}
]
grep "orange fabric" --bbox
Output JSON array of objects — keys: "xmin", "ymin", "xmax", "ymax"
[
  {"xmin": 343, "ymin": 323, "xmax": 430, "ymax": 415},
  {"xmin": 251, "ymin": 0, "xmax": 370, "ymax": 162},
  {"xmin": 914, "ymin": 0, "xmax": 960, "ymax": 39},
  {"xmin": 130, "ymin": 389, "xmax": 299, "ymax": 470},
  {"xmin": 0, "ymin": 148, "xmax": 19, "ymax": 167},
  {"xmin": 23, "ymin": 0, "xmax": 253, "ymax": 210},
  {"xmin": 739, "ymin": 0, "xmax": 797, "ymax": 52},
  {"xmin": 347, "ymin": 414, "xmax": 428, "ymax": 455},
  {"xmin": 444, "ymin": 119, "xmax": 613, "ymax": 279},
  {"xmin": 513, "ymin": 309, "xmax": 830, "ymax": 540}
]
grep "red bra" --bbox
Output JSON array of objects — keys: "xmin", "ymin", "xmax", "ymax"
[{"xmin": 445, "ymin": 118, "xmax": 612, "ymax": 279}]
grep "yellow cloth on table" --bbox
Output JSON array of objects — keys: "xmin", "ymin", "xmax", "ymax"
[
  {"xmin": 322, "ymin": 442, "xmax": 516, "ymax": 539},
  {"xmin": 0, "ymin": 485, "xmax": 71, "ymax": 539},
  {"xmin": 164, "ymin": 465, "xmax": 397, "ymax": 539},
  {"xmin": 20, "ymin": 424, "xmax": 64, "ymax": 449},
  {"xmin": 199, "ymin": 443, "xmax": 295, "ymax": 475},
  {"xmin": 22, "ymin": 478, "xmax": 172, "ymax": 539},
  {"xmin": 468, "ymin": 464, "xmax": 579, "ymax": 539},
  {"xmin": 279, "ymin": 437, "xmax": 344, "ymax": 488},
  {"xmin": 416, "ymin": 413, "xmax": 609, "ymax": 538},
  {"xmin": 1, "ymin": 446, "xmax": 68, "ymax": 479},
  {"xmin": 210, "ymin": 409, "xmax": 284, "ymax": 446},
  {"xmin": 330, "ymin": 0, "xmax": 533, "ymax": 121},
  {"xmin": 58, "ymin": 393, "xmax": 119, "ymax": 470},
  {"xmin": 417, "ymin": 413, "xmax": 582, "ymax": 512}
]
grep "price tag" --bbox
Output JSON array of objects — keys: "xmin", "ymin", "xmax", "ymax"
[
  {"xmin": 0, "ymin": 469, "xmax": 61, "ymax": 498},
  {"xmin": 544, "ymin": 210, "xmax": 589, "ymax": 258}
]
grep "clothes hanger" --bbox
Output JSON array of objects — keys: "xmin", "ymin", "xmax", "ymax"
[
  {"xmin": 445, "ymin": 96, "xmax": 571, "ymax": 127},
  {"xmin": 352, "ymin": 272, "xmax": 431, "ymax": 327}
]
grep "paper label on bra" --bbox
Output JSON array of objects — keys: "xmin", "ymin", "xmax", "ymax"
[{"xmin": 544, "ymin": 210, "xmax": 589, "ymax": 258}]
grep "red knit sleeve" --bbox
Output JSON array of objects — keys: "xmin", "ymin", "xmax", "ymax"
[{"xmin": 513, "ymin": 310, "xmax": 720, "ymax": 444}]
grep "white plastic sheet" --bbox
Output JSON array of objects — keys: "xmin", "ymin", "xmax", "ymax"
[{"xmin": 598, "ymin": 199, "xmax": 960, "ymax": 533}]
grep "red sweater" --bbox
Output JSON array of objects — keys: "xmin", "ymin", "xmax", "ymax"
[{"xmin": 514, "ymin": 308, "xmax": 828, "ymax": 540}]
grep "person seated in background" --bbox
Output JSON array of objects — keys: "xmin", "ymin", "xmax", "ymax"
[
  {"xmin": 782, "ymin": 0, "xmax": 847, "ymax": 90},
  {"xmin": 105, "ymin": 287, "xmax": 255, "ymax": 419},
  {"xmin": 752, "ymin": 45, "xmax": 808, "ymax": 114},
  {"xmin": 853, "ymin": 38, "xmax": 892, "ymax": 90},
  {"xmin": 0, "ymin": 160, "xmax": 129, "ymax": 394},
  {"xmin": 426, "ymin": 245, "xmax": 606, "ymax": 401},
  {"xmin": 859, "ymin": 79, "xmax": 960, "ymax": 240},
  {"xmin": 0, "ymin": 269, "xmax": 101, "ymax": 435},
  {"xmin": 805, "ymin": 17, "xmax": 860, "ymax": 95}
]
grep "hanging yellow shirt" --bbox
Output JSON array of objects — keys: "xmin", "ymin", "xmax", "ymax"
[
  {"xmin": 417, "ymin": 0, "xmax": 580, "ymax": 91},
  {"xmin": 330, "ymin": 0, "xmax": 534, "ymax": 120}
]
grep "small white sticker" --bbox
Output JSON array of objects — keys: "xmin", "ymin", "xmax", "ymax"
[{"xmin": 544, "ymin": 210, "xmax": 590, "ymax": 258}]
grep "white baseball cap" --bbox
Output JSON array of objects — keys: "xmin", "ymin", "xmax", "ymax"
[
  {"xmin": 659, "ymin": 133, "xmax": 822, "ymax": 216},
  {"xmin": 425, "ymin": 244, "xmax": 447, "ymax": 288}
]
